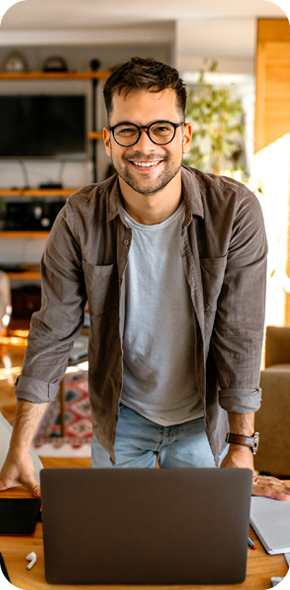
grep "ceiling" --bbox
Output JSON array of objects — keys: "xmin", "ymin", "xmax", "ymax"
[
  {"xmin": 0, "ymin": 0, "xmax": 286, "ymax": 29},
  {"xmin": 0, "ymin": 0, "xmax": 287, "ymax": 73}
]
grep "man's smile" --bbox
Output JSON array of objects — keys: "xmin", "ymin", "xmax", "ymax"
[{"xmin": 129, "ymin": 160, "xmax": 162, "ymax": 168}]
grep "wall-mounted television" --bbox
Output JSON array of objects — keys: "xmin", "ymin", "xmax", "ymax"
[{"xmin": 0, "ymin": 95, "xmax": 87, "ymax": 159}]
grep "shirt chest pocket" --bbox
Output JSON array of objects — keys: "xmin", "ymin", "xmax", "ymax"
[
  {"xmin": 82, "ymin": 261, "xmax": 119, "ymax": 316},
  {"xmin": 200, "ymin": 256, "xmax": 227, "ymax": 312}
]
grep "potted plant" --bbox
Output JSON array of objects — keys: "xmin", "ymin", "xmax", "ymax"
[{"xmin": 184, "ymin": 60, "xmax": 245, "ymax": 177}]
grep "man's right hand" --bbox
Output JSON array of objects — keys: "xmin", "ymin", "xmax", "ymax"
[
  {"xmin": 0, "ymin": 451, "xmax": 41, "ymax": 498},
  {"xmin": 0, "ymin": 399, "xmax": 48, "ymax": 497}
]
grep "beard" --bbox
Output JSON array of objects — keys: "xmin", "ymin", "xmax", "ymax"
[{"xmin": 111, "ymin": 150, "xmax": 182, "ymax": 196}]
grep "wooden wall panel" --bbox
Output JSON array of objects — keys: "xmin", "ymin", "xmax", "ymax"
[
  {"xmin": 255, "ymin": 19, "xmax": 290, "ymax": 325},
  {"xmin": 255, "ymin": 33, "xmax": 290, "ymax": 153}
]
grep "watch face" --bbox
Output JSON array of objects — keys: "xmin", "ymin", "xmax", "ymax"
[{"xmin": 253, "ymin": 432, "xmax": 260, "ymax": 455}]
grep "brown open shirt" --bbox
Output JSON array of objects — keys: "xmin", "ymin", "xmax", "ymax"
[{"xmin": 15, "ymin": 166, "xmax": 267, "ymax": 465}]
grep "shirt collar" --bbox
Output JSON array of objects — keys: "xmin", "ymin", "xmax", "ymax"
[
  {"xmin": 107, "ymin": 174, "xmax": 129, "ymax": 225},
  {"xmin": 181, "ymin": 166, "xmax": 204, "ymax": 226}
]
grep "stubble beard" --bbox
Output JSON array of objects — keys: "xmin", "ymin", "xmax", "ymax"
[{"xmin": 111, "ymin": 151, "xmax": 182, "ymax": 196}]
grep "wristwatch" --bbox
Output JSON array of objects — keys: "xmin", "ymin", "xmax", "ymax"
[{"xmin": 225, "ymin": 432, "xmax": 260, "ymax": 455}]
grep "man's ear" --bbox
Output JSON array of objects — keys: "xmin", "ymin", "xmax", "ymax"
[
  {"xmin": 182, "ymin": 122, "xmax": 192, "ymax": 154},
  {"xmin": 103, "ymin": 127, "xmax": 111, "ymax": 157}
]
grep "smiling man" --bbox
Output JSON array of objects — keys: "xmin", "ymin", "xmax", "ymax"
[{"xmin": 0, "ymin": 57, "xmax": 289, "ymax": 501}]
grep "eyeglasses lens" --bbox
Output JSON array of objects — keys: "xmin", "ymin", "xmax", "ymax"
[
  {"xmin": 114, "ymin": 122, "xmax": 175, "ymax": 146},
  {"xmin": 150, "ymin": 122, "xmax": 175, "ymax": 143}
]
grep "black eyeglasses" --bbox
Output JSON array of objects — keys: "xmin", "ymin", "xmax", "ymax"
[{"xmin": 109, "ymin": 120, "xmax": 184, "ymax": 147}]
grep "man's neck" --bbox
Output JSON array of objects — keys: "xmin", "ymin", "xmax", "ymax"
[{"xmin": 119, "ymin": 172, "xmax": 182, "ymax": 225}]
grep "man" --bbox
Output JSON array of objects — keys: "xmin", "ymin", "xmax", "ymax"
[{"xmin": 0, "ymin": 57, "xmax": 289, "ymax": 501}]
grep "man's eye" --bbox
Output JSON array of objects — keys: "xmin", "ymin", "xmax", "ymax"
[
  {"xmin": 118, "ymin": 127, "xmax": 137, "ymax": 135},
  {"xmin": 152, "ymin": 124, "xmax": 172, "ymax": 134}
]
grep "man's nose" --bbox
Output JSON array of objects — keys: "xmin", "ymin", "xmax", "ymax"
[{"xmin": 133, "ymin": 128, "xmax": 155, "ymax": 151}]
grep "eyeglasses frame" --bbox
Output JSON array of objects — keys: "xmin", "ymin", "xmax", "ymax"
[{"xmin": 108, "ymin": 120, "xmax": 185, "ymax": 147}]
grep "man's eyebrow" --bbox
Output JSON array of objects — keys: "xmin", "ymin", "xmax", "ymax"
[
  {"xmin": 112, "ymin": 121, "xmax": 136, "ymax": 126},
  {"xmin": 110, "ymin": 120, "xmax": 176, "ymax": 127}
]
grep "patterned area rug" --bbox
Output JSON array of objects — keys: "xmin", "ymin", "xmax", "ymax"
[{"xmin": 32, "ymin": 371, "xmax": 93, "ymax": 458}]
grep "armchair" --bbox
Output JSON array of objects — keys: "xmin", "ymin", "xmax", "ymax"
[{"xmin": 255, "ymin": 326, "xmax": 290, "ymax": 476}]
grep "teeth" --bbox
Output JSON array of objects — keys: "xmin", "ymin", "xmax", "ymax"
[{"xmin": 133, "ymin": 161, "xmax": 160, "ymax": 167}]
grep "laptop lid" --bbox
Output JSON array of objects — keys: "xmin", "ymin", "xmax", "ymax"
[{"xmin": 41, "ymin": 468, "xmax": 252, "ymax": 585}]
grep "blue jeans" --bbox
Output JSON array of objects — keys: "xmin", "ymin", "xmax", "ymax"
[{"xmin": 91, "ymin": 405, "xmax": 222, "ymax": 468}]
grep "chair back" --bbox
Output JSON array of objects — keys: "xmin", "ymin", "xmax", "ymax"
[{"xmin": 264, "ymin": 325, "xmax": 290, "ymax": 367}]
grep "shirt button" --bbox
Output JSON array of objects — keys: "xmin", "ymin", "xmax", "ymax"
[
  {"xmin": 117, "ymin": 383, "xmax": 122, "ymax": 389},
  {"xmin": 118, "ymin": 277, "xmax": 122, "ymax": 284},
  {"xmin": 124, "ymin": 239, "xmax": 130, "ymax": 246}
]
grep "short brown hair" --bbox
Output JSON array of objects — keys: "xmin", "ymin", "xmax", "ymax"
[{"xmin": 103, "ymin": 56, "xmax": 187, "ymax": 122}]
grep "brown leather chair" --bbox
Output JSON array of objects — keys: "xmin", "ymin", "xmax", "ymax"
[{"xmin": 255, "ymin": 326, "xmax": 290, "ymax": 476}]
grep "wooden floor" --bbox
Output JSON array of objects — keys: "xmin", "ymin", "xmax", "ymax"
[{"xmin": 0, "ymin": 330, "xmax": 91, "ymax": 469}]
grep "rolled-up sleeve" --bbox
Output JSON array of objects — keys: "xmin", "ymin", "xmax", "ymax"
[
  {"xmin": 213, "ymin": 188, "xmax": 267, "ymax": 413},
  {"xmin": 219, "ymin": 388, "xmax": 262, "ymax": 413},
  {"xmin": 15, "ymin": 375, "xmax": 59, "ymax": 403}
]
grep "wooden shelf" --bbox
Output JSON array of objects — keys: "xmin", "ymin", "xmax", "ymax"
[
  {"xmin": 0, "ymin": 188, "xmax": 75, "ymax": 197},
  {"xmin": 0, "ymin": 265, "xmax": 41, "ymax": 280},
  {"xmin": 0, "ymin": 71, "xmax": 105, "ymax": 267},
  {"xmin": 88, "ymin": 131, "xmax": 103, "ymax": 140},
  {"xmin": 0, "ymin": 71, "xmax": 110, "ymax": 80},
  {"xmin": 7, "ymin": 270, "xmax": 41, "ymax": 280},
  {"xmin": 0, "ymin": 231, "xmax": 49, "ymax": 238}
]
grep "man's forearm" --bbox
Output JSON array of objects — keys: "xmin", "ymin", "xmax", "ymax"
[
  {"xmin": 9, "ymin": 399, "xmax": 48, "ymax": 456},
  {"xmin": 222, "ymin": 412, "xmax": 255, "ymax": 471},
  {"xmin": 227, "ymin": 411, "xmax": 255, "ymax": 437}
]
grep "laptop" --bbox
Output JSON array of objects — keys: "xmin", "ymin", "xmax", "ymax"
[{"xmin": 40, "ymin": 467, "xmax": 252, "ymax": 585}]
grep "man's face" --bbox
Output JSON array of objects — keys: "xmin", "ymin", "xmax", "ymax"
[{"xmin": 103, "ymin": 88, "xmax": 191, "ymax": 196}]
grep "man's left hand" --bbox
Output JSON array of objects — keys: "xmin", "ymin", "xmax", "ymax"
[{"xmin": 221, "ymin": 445, "xmax": 290, "ymax": 501}]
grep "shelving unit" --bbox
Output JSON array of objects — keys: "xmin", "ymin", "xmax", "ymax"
[
  {"xmin": 0, "ymin": 70, "xmax": 111, "ymax": 277},
  {"xmin": 0, "ymin": 69, "xmax": 110, "ymax": 181},
  {"xmin": 0, "ymin": 189, "xmax": 74, "ymax": 245}
]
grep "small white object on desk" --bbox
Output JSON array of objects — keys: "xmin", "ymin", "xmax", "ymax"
[{"xmin": 26, "ymin": 552, "xmax": 37, "ymax": 570}]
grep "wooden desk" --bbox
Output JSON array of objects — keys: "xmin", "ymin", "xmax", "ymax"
[{"xmin": 0, "ymin": 486, "xmax": 288, "ymax": 590}]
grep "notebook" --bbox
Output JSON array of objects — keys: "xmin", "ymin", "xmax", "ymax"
[
  {"xmin": 41, "ymin": 467, "xmax": 252, "ymax": 585},
  {"xmin": 250, "ymin": 496, "xmax": 290, "ymax": 555}
]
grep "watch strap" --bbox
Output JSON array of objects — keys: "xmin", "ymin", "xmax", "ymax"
[{"xmin": 225, "ymin": 432, "xmax": 259, "ymax": 454}]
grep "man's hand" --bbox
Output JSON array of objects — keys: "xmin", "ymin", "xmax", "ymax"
[
  {"xmin": 0, "ymin": 399, "xmax": 47, "ymax": 497},
  {"xmin": 0, "ymin": 451, "xmax": 40, "ymax": 498},
  {"xmin": 252, "ymin": 474, "xmax": 290, "ymax": 502},
  {"xmin": 223, "ymin": 411, "xmax": 290, "ymax": 500},
  {"xmin": 221, "ymin": 444, "xmax": 290, "ymax": 501}
]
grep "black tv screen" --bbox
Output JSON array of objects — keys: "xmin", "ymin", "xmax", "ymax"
[{"xmin": 0, "ymin": 95, "xmax": 87, "ymax": 158}]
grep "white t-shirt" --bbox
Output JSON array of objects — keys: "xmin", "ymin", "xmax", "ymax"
[{"xmin": 121, "ymin": 202, "xmax": 204, "ymax": 426}]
